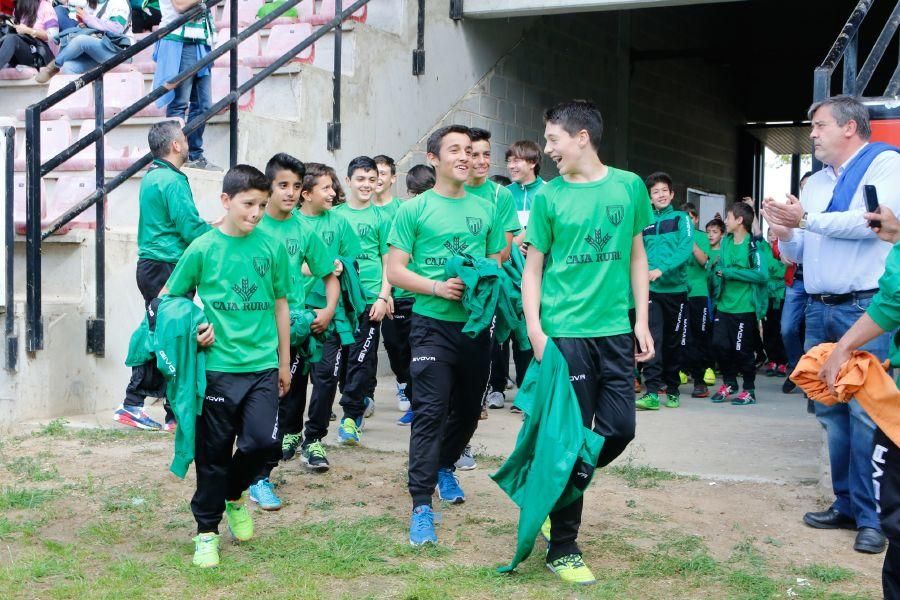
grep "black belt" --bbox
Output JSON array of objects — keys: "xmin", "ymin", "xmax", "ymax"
[{"xmin": 809, "ymin": 289, "xmax": 878, "ymax": 306}]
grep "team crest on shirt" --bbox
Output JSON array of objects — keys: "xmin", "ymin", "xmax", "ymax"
[
  {"xmin": 286, "ymin": 238, "xmax": 300, "ymax": 257},
  {"xmin": 253, "ymin": 257, "xmax": 271, "ymax": 278},
  {"xmin": 357, "ymin": 224, "xmax": 372, "ymax": 238},
  {"xmin": 466, "ymin": 217, "xmax": 483, "ymax": 236},
  {"xmin": 606, "ymin": 205, "xmax": 624, "ymax": 227},
  {"xmin": 323, "ymin": 230, "xmax": 335, "ymax": 246}
]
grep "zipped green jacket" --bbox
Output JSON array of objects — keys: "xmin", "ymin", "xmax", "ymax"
[
  {"xmin": 759, "ymin": 240, "xmax": 786, "ymax": 308},
  {"xmin": 507, "ymin": 177, "xmax": 545, "ymax": 212},
  {"xmin": 708, "ymin": 234, "xmax": 768, "ymax": 319},
  {"xmin": 305, "ymin": 256, "xmax": 367, "ymax": 345},
  {"xmin": 491, "ymin": 339, "xmax": 604, "ymax": 573},
  {"xmin": 642, "ymin": 204, "xmax": 694, "ymax": 294}
]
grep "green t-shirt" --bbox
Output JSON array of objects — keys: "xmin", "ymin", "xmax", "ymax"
[
  {"xmin": 255, "ymin": 213, "xmax": 334, "ymax": 309},
  {"xmin": 716, "ymin": 235, "xmax": 754, "ymax": 314},
  {"xmin": 296, "ymin": 208, "xmax": 361, "ymax": 301},
  {"xmin": 525, "ymin": 168, "xmax": 653, "ymax": 338},
  {"xmin": 686, "ymin": 230, "xmax": 711, "ymax": 298},
  {"xmin": 388, "ymin": 189, "xmax": 507, "ymax": 323},
  {"xmin": 165, "ymin": 229, "xmax": 290, "ymax": 372},
  {"xmin": 375, "ymin": 198, "xmax": 401, "ymax": 220},
  {"xmin": 332, "ymin": 203, "xmax": 390, "ymax": 303},
  {"xmin": 465, "ymin": 179, "xmax": 521, "ymax": 234}
]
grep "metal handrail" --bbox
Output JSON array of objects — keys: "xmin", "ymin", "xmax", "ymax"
[
  {"xmin": 2, "ymin": 126, "xmax": 14, "ymax": 370},
  {"xmin": 22, "ymin": 0, "xmax": 372, "ymax": 353}
]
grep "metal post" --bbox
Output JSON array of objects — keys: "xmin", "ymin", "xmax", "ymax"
[
  {"xmin": 790, "ymin": 153, "xmax": 801, "ymax": 198},
  {"xmin": 229, "ymin": 0, "xmax": 238, "ymax": 167},
  {"xmin": 86, "ymin": 80, "xmax": 106, "ymax": 356},
  {"xmin": 449, "ymin": 0, "xmax": 463, "ymax": 20},
  {"xmin": 327, "ymin": 0, "xmax": 342, "ymax": 151},
  {"xmin": 842, "ymin": 31, "xmax": 859, "ymax": 96},
  {"xmin": 412, "ymin": 0, "xmax": 425, "ymax": 75},
  {"xmin": 811, "ymin": 68, "xmax": 830, "ymax": 173},
  {"xmin": 4, "ymin": 127, "xmax": 16, "ymax": 370},
  {"xmin": 24, "ymin": 107, "xmax": 42, "ymax": 351}
]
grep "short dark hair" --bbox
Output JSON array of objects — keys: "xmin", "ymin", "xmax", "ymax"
[
  {"xmin": 426, "ymin": 124, "xmax": 471, "ymax": 157},
  {"xmin": 489, "ymin": 174, "xmax": 511, "ymax": 187},
  {"xmin": 727, "ymin": 202, "xmax": 755, "ymax": 233},
  {"xmin": 405, "ymin": 164, "xmax": 435, "ymax": 196},
  {"xmin": 505, "ymin": 140, "xmax": 542, "ymax": 176},
  {"xmin": 222, "ymin": 164, "xmax": 270, "ymax": 197},
  {"xmin": 301, "ymin": 162, "xmax": 331, "ymax": 195},
  {"xmin": 324, "ymin": 165, "xmax": 346, "ymax": 205},
  {"xmin": 265, "ymin": 152, "xmax": 305, "ymax": 183},
  {"xmin": 682, "ymin": 202, "xmax": 699, "ymax": 219},
  {"xmin": 544, "ymin": 100, "xmax": 603, "ymax": 153},
  {"xmin": 347, "ymin": 156, "xmax": 378, "ymax": 179},
  {"xmin": 705, "ymin": 217, "xmax": 725, "ymax": 232},
  {"xmin": 373, "ymin": 154, "xmax": 396, "ymax": 175},
  {"xmin": 807, "ymin": 94, "xmax": 871, "ymax": 140},
  {"xmin": 148, "ymin": 120, "xmax": 183, "ymax": 159},
  {"xmin": 645, "ymin": 171, "xmax": 673, "ymax": 191},
  {"xmin": 468, "ymin": 127, "xmax": 491, "ymax": 143}
]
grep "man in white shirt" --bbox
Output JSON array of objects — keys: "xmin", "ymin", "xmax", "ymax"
[{"xmin": 764, "ymin": 94, "xmax": 900, "ymax": 555}]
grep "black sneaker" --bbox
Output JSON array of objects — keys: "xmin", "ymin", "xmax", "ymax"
[
  {"xmin": 281, "ymin": 432, "xmax": 302, "ymax": 461},
  {"xmin": 301, "ymin": 440, "xmax": 330, "ymax": 472},
  {"xmin": 782, "ymin": 379, "xmax": 797, "ymax": 394},
  {"xmin": 184, "ymin": 157, "xmax": 223, "ymax": 171}
]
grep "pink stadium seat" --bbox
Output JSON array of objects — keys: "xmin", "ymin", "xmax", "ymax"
[
  {"xmin": 13, "ymin": 118, "xmax": 95, "ymax": 172},
  {"xmin": 0, "ymin": 66, "xmax": 37, "ymax": 80},
  {"xmin": 103, "ymin": 71, "xmax": 166, "ymax": 117},
  {"xmin": 15, "ymin": 75, "xmax": 92, "ymax": 120},
  {"xmin": 211, "ymin": 66, "xmax": 255, "ymax": 112},
  {"xmin": 243, "ymin": 23, "xmax": 314, "ymax": 67},
  {"xmin": 132, "ymin": 34, "xmax": 157, "ymax": 74},
  {"xmin": 214, "ymin": 30, "xmax": 261, "ymax": 66},
  {"xmin": 216, "ymin": 0, "xmax": 264, "ymax": 28},
  {"xmin": 310, "ymin": 0, "xmax": 366, "ymax": 25},
  {"xmin": 47, "ymin": 175, "xmax": 101, "ymax": 230},
  {"xmin": 13, "ymin": 174, "xmax": 47, "ymax": 235}
]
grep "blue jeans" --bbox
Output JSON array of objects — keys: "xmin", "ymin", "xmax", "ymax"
[
  {"xmin": 805, "ymin": 295, "xmax": 891, "ymax": 531},
  {"xmin": 781, "ymin": 279, "xmax": 807, "ymax": 369},
  {"xmin": 54, "ymin": 6, "xmax": 80, "ymax": 31},
  {"xmin": 54, "ymin": 33, "xmax": 120, "ymax": 74},
  {"xmin": 165, "ymin": 43, "xmax": 211, "ymax": 161}
]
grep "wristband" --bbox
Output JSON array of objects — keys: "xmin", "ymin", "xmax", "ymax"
[
  {"xmin": 432, "ymin": 281, "xmax": 439, "ymax": 296},
  {"xmin": 376, "ymin": 296, "xmax": 387, "ymax": 304}
]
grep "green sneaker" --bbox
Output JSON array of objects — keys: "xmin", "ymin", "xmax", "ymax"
[
  {"xmin": 281, "ymin": 432, "xmax": 303, "ymax": 461},
  {"xmin": 192, "ymin": 532, "xmax": 220, "ymax": 568},
  {"xmin": 225, "ymin": 493, "xmax": 254, "ymax": 542},
  {"xmin": 541, "ymin": 516, "xmax": 552, "ymax": 542},
  {"xmin": 664, "ymin": 393, "xmax": 680, "ymax": 408},
  {"xmin": 635, "ymin": 393, "xmax": 659, "ymax": 411},
  {"xmin": 679, "ymin": 371, "xmax": 688, "ymax": 385},
  {"xmin": 703, "ymin": 367, "xmax": 716, "ymax": 386},
  {"xmin": 546, "ymin": 553, "xmax": 596, "ymax": 585}
]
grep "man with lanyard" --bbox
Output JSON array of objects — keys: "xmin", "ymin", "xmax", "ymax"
[{"xmin": 764, "ymin": 94, "xmax": 900, "ymax": 555}]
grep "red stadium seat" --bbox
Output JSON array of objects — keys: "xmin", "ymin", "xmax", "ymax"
[
  {"xmin": 104, "ymin": 71, "xmax": 166, "ymax": 117},
  {"xmin": 13, "ymin": 118, "xmax": 95, "ymax": 172},
  {"xmin": 310, "ymin": 0, "xmax": 366, "ymax": 25}
]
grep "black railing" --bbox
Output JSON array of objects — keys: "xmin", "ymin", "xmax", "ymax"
[
  {"xmin": 21, "ymin": 0, "xmax": 372, "ymax": 355},
  {"xmin": 3, "ymin": 126, "xmax": 15, "ymax": 370}
]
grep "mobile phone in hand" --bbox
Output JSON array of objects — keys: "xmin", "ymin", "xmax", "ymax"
[{"xmin": 864, "ymin": 185, "xmax": 881, "ymax": 228}]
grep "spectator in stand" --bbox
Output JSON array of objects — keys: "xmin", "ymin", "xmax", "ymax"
[
  {"xmin": 0, "ymin": 0, "xmax": 57, "ymax": 70},
  {"xmin": 152, "ymin": 0, "xmax": 218, "ymax": 170},
  {"xmin": 130, "ymin": 0, "xmax": 161, "ymax": 33},
  {"xmin": 36, "ymin": 0, "xmax": 132, "ymax": 80},
  {"xmin": 764, "ymin": 94, "xmax": 900, "ymax": 555},
  {"xmin": 781, "ymin": 171, "xmax": 813, "ymax": 395}
]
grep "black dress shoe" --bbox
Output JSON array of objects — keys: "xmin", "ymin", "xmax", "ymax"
[
  {"xmin": 854, "ymin": 527, "xmax": 887, "ymax": 554},
  {"xmin": 782, "ymin": 379, "xmax": 797, "ymax": 394},
  {"xmin": 803, "ymin": 508, "xmax": 856, "ymax": 530}
]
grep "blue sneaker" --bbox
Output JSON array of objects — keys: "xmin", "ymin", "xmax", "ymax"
[
  {"xmin": 338, "ymin": 417, "xmax": 361, "ymax": 446},
  {"xmin": 436, "ymin": 467, "xmax": 465, "ymax": 504},
  {"xmin": 397, "ymin": 409, "xmax": 413, "ymax": 426},
  {"xmin": 397, "ymin": 383, "xmax": 410, "ymax": 412},
  {"xmin": 409, "ymin": 505, "xmax": 437, "ymax": 546},
  {"xmin": 113, "ymin": 405, "xmax": 162, "ymax": 430},
  {"xmin": 364, "ymin": 396, "xmax": 375, "ymax": 419},
  {"xmin": 248, "ymin": 478, "xmax": 282, "ymax": 511}
]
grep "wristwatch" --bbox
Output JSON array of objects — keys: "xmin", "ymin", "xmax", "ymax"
[{"xmin": 798, "ymin": 212, "xmax": 808, "ymax": 229}]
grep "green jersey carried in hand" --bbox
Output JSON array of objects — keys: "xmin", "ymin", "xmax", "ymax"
[
  {"xmin": 165, "ymin": 228, "xmax": 290, "ymax": 372},
  {"xmin": 525, "ymin": 168, "xmax": 653, "ymax": 338},
  {"xmin": 332, "ymin": 203, "xmax": 391, "ymax": 303},
  {"xmin": 388, "ymin": 189, "xmax": 507, "ymax": 323},
  {"xmin": 255, "ymin": 213, "xmax": 335, "ymax": 309}
]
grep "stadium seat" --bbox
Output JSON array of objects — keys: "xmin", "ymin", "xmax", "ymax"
[
  {"xmin": 243, "ymin": 23, "xmax": 314, "ymax": 67},
  {"xmin": 13, "ymin": 118, "xmax": 95, "ymax": 172},
  {"xmin": 103, "ymin": 71, "xmax": 166, "ymax": 117},
  {"xmin": 213, "ymin": 30, "xmax": 261, "ymax": 66},
  {"xmin": 15, "ymin": 75, "xmax": 109, "ymax": 121},
  {"xmin": 310, "ymin": 0, "xmax": 366, "ymax": 25},
  {"xmin": 0, "ymin": 66, "xmax": 37, "ymax": 80},
  {"xmin": 12, "ymin": 174, "xmax": 47, "ymax": 235},
  {"xmin": 131, "ymin": 34, "xmax": 158, "ymax": 74},
  {"xmin": 47, "ymin": 175, "xmax": 101, "ymax": 230},
  {"xmin": 73, "ymin": 121, "xmax": 133, "ymax": 171},
  {"xmin": 211, "ymin": 66, "xmax": 255, "ymax": 112},
  {"xmin": 216, "ymin": 0, "xmax": 264, "ymax": 28}
]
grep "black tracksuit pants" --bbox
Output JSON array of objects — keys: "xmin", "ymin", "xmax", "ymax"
[
  {"xmin": 875, "ymin": 429, "xmax": 900, "ymax": 599},
  {"xmin": 124, "ymin": 258, "xmax": 178, "ymax": 421},
  {"xmin": 547, "ymin": 334, "xmax": 636, "ymax": 562},
  {"xmin": 339, "ymin": 307, "xmax": 381, "ymax": 421},
  {"xmin": 762, "ymin": 300, "xmax": 787, "ymax": 366},
  {"xmin": 490, "ymin": 338, "xmax": 534, "ymax": 392},
  {"xmin": 684, "ymin": 296, "xmax": 712, "ymax": 382},
  {"xmin": 407, "ymin": 315, "xmax": 491, "ymax": 508},
  {"xmin": 641, "ymin": 292, "xmax": 688, "ymax": 396},
  {"xmin": 192, "ymin": 369, "xmax": 280, "ymax": 533},
  {"xmin": 712, "ymin": 311, "xmax": 756, "ymax": 391},
  {"xmin": 380, "ymin": 297, "xmax": 415, "ymax": 400},
  {"xmin": 304, "ymin": 332, "xmax": 343, "ymax": 443},
  {"xmin": 256, "ymin": 346, "xmax": 308, "ymax": 482}
]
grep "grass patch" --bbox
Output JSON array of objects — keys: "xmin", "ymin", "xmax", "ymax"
[
  {"xmin": 34, "ymin": 418, "xmax": 69, "ymax": 437},
  {"xmin": 799, "ymin": 564, "xmax": 856, "ymax": 584},
  {"xmin": 100, "ymin": 484, "xmax": 162, "ymax": 513},
  {"xmin": 0, "ymin": 486, "xmax": 58, "ymax": 510},
  {"xmin": 608, "ymin": 460, "xmax": 681, "ymax": 489},
  {"xmin": 5, "ymin": 455, "xmax": 60, "ymax": 482},
  {"xmin": 308, "ymin": 499, "xmax": 336, "ymax": 511}
]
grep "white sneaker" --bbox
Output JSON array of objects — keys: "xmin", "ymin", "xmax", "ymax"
[
  {"xmin": 454, "ymin": 445, "xmax": 477, "ymax": 471},
  {"xmin": 396, "ymin": 383, "xmax": 410, "ymax": 412},
  {"xmin": 486, "ymin": 390, "xmax": 505, "ymax": 409}
]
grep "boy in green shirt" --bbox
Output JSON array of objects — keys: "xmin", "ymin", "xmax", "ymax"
[
  {"xmin": 387, "ymin": 125, "xmax": 506, "ymax": 547},
  {"xmin": 635, "ymin": 172, "xmax": 694, "ymax": 411},
  {"xmin": 117, "ymin": 121, "xmax": 211, "ymax": 431},
  {"xmin": 247, "ymin": 153, "xmax": 339, "ymax": 508},
  {"xmin": 164, "ymin": 165, "xmax": 291, "ymax": 569},
  {"xmin": 522, "ymin": 101, "xmax": 654, "ymax": 585},
  {"xmin": 682, "ymin": 203, "xmax": 716, "ymax": 397},
  {"xmin": 506, "ymin": 139, "xmax": 545, "ymax": 238},
  {"xmin": 709, "ymin": 203, "xmax": 767, "ymax": 405},
  {"xmin": 332, "ymin": 156, "xmax": 393, "ymax": 446},
  {"xmin": 295, "ymin": 163, "xmax": 362, "ymax": 471}
]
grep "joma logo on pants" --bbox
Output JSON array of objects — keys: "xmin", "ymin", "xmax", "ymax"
[{"xmin": 357, "ymin": 327, "xmax": 376, "ymax": 363}]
